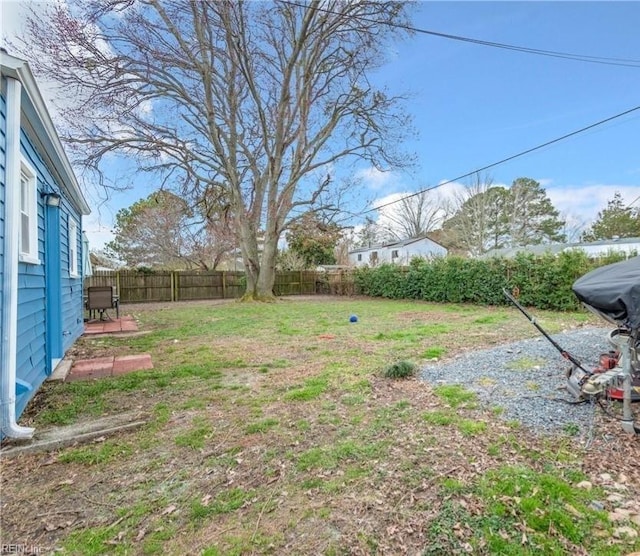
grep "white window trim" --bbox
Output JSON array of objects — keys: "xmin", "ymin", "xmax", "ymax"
[
  {"xmin": 69, "ymin": 217, "xmax": 79, "ymax": 277},
  {"xmin": 18, "ymin": 157, "xmax": 41, "ymax": 265}
]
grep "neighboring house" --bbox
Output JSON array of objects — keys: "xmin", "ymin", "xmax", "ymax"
[
  {"xmin": 348, "ymin": 236, "xmax": 448, "ymax": 267},
  {"xmin": 1, "ymin": 51, "xmax": 91, "ymax": 439},
  {"xmin": 481, "ymin": 237, "xmax": 640, "ymax": 260}
]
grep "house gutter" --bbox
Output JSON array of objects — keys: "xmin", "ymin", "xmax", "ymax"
[{"xmin": 1, "ymin": 76, "xmax": 35, "ymax": 439}]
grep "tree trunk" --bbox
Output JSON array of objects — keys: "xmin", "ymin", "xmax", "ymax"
[
  {"xmin": 242, "ymin": 266, "xmax": 276, "ymax": 301},
  {"xmin": 241, "ymin": 228, "xmax": 278, "ymax": 301},
  {"xmin": 255, "ymin": 232, "xmax": 278, "ymax": 300},
  {"xmin": 237, "ymin": 217, "xmax": 263, "ymax": 301}
]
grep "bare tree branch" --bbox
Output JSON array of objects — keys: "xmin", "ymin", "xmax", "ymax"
[{"xmin": 18, "ymin": 0, "xmax": 414, "ymax": 298}]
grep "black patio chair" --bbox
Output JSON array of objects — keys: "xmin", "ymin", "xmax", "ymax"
[{"xmin": 86, "ymin": 286, "xmax": 120, "ymax": 320}]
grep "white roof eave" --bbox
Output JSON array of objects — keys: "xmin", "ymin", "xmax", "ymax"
[{"xmin": 1, "ymin": 50, "xmax": 91, "ymax": 215}]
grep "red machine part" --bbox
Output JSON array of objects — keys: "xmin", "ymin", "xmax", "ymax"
[
  {"xmin": 597, "ymin": 351, "xmax": 619, "ymax": 371},
  {"xmin": 593, "ymin": 350, "xmax": 640, "ymax": 402}
]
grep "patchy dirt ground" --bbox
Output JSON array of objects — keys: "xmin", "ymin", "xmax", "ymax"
[{"xmin": 2, "ymin": 297, "xmax": 639, "ymax": 555}]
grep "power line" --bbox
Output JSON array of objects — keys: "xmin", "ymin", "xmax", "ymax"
[
  {"xmin": 366, "ymin": 104, "xmax": 640, "ymax": 215},
  {"xmin": 626, "ymin": 194, "xmax": 640, "ymax": 209},
  {"xmin": 279, "ymin": 1, "xmax": 640, "ymax": 68},
  {"xmin": 276, "ymin": 2, "xmax": 640, "ymax": 217},
  {"xmin": 405, "ymin": 29, "xmax": 640, "ymax": 69}
]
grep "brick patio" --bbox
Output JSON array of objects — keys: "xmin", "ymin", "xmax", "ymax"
[
  {"xmin": 67, "ymin": 354, "xmax": 154, "ymax": 382},
  {"xmin": 83, "ymin": 315, "xmax": 139, "ymax": 335},
  {"xmin": 67, "ymin": 315, "xmax": 153, "ymax": 381}
]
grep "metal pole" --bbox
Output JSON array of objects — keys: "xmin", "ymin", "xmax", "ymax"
[
  {"xmin": 503, "ymin": 289, "xmax": 591, "ymax": 374},
  {"xmin": 619, "ymin": 334, "xmax": 638, "ymax": 434}
]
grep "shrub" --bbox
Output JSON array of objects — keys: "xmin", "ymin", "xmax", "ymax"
[
  {"xmin": 353, "ymin": 252, "xmax": 623, "ymax": 312},
  {"xmin": 383, "ymin": 360, "xmax": 417, "ymax": 379}
]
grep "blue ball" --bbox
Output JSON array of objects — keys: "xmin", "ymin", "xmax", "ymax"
[{"xmin": 349, "ymin": 315, "xmax": 358, "ymax": 323}]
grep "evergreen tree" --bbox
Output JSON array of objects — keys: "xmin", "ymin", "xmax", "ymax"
[
  {"xmin": 442, "ymin": 177, "xmax": 564, "ymax": 254},
  {"xmin": 506, "ymin": 178, "xmax": 566, "ymax": 246},
  {"xmin": 581, "ymin": 192, "xmax": 640, "ymax": 241}
]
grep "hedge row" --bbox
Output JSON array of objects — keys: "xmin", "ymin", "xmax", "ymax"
[{"xmin": 353, "ymin": 251, "xmax": 630, "ymax": 311}]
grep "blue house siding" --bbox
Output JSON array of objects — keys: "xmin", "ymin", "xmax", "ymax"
[
  {"xmin": 11, "ymin": 117, "xmax": 86, "ymax": 418},
  {"xmin": 61, "ymin": 210, "xmax": 84, "ymax": 353},
  {"xmin": 2, "ymin": 52, "xmax": 91, "ymax": 437}
]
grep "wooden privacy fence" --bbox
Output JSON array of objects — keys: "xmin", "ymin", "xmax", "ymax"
[{"xmin": 85, "ymin": 269, "xmax": 354, "ymax": 303}]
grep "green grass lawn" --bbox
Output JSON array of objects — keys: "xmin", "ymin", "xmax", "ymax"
[{"xmin": 3, "ymin": 296, "xmax": 638, "ymax": 555}]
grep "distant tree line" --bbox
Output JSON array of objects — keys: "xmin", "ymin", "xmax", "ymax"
[
  {"xmin": 350, "ymin": 175, "xmax": 639, "ymax": 257},
  {"xmin": 103, "ymin": 179, "xmax": 639, "ymax": 270}
]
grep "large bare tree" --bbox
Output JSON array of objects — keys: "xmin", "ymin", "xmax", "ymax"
[
  {"xmin": 19, "ymin": 0, "xmax": 413, "ymax": 299},
  {"xmin": 442, "ymin": 173, "xmax": 504, "ymax": 256},
  {"xmin": 379, "ymin": 189, "xmax": 449, "ymax": 241}
]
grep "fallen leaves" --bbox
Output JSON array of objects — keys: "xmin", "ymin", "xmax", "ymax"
[{"xmin": 161, "ymin": 504, "xmax": 177, "ymax": 516}]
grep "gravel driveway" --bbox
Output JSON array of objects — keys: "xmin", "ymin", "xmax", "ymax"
[{"xmin": 420, "ymin": 326, "xmax": 621, "ymax": 436}]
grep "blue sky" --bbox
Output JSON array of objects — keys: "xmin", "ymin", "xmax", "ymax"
[
  {"xmin": 364, "ymin": 1, "xmax": 640, "ymax": 237},
  {"xmin": 3, "ymin": 1, "xmax": 639, "ymax": 249}
]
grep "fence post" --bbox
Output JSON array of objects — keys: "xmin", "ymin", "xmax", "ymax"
[
  {"xmin": 174, "ymin": 272, "xmax": 179, "ymax": 302},
  {"xmin": 116, "ymin": 271, "xmax": 121, "ymax": 299},
  {"xmin": 170, "ymin": 272, "xmax": 175, "ymax": 302},
  {"xmin": 222, "ymin": 271, "xmax": 226, "ymax": 299}
]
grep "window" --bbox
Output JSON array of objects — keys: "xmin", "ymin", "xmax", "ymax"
[
  {"xmin": 19, "ymin": 158, "xmax": 39, "ymax": 263},
  {"xmin": 391, "ymin": 250, "xmax": 399, "ymax": 259},
  {"xmin": 69, "ymin": 218, "xmax": 79, "ymax": 276},
  {"xmin": 357, "ymin": 254, "xmax": 362, "ymax": 262}
]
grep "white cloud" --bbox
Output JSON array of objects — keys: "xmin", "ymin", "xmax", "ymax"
[
  {"xmin": 1, "ymin": 1, "xmax": 33, "ymax": 46},
  {"xmin": 2, "ymin": 2, "xmax": 117, "ymax": 250},
  {"xmin": 372, "ymin": 191, "xmax": 406, "ymax": 211},
  {"xmin": 371, "ymin": 188, "xmax": 451, "ymax": 235},
  {"xmin": 546, "ymin": 184, "xmax": 640, "ymax": 225},
  {"xmin": 434, "ymin": 180, "xmax": 468, "ymax": 203},
  {"xmin": 2, "ymin": 1, "xmax": 64, "ymax": 117},
  {"xmin": 371, "ymin": 181, "xmax": 467, "ymax": 213},
  {"xmin": 355, "ymin": 166, "xmax": 396, "ymax": 191}
]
